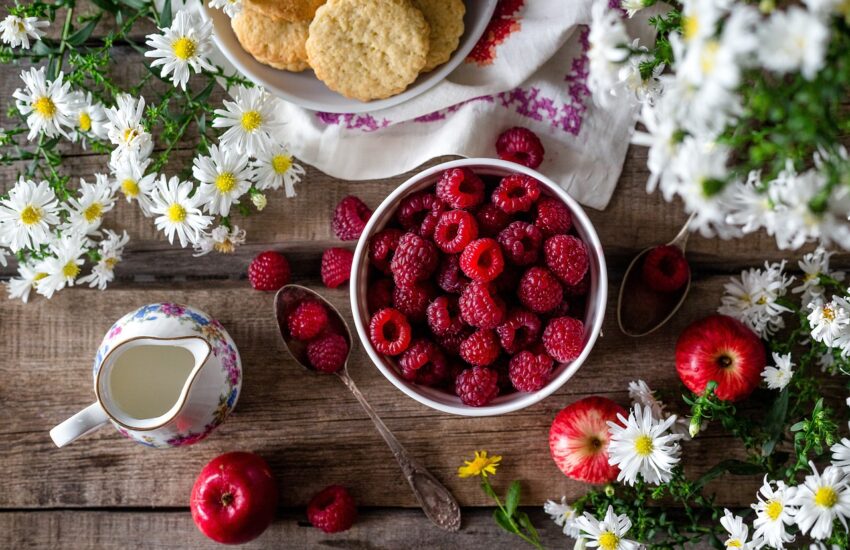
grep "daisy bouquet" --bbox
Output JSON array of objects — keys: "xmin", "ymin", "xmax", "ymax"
[
  {"xmin": 588, "ymin": 0, "xmax": 850, "ymax": 249},
  {"xmin": 0, "ymin": 0, "xmax": 304, "ymax": 302}
]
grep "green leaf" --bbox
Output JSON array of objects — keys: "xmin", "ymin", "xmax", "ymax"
[
  {"xmin": 160, "ymin": 0, "xmax": 173, "ymax": 29},
  {"xmin": 761, "ymin": 388, "xmax": 789, "ymax": 456},
  {"xmin": 492, "ymin": 509, "xmax": 517, "ymax": 534},
  {"xmin": 480, "ymin": 479, "xmax": 497, "ymax": 500},
  {"xmin": 505, "ymin": 480, "xmax": 521, "ymax": 518},
  {"xmin": 117, "ymin": 0, "xmax": 147, "ymax": 11},
  {"xmin": 32, "ymin": 40, "xmax": 58, "ymax": 56},
  {"xmin": 517, "ymin": 511, "xmax": 539, "ymax": 540},
  {"xmin": 694, "ymin": 460, "xmax": 764, "ymax": 492},
  {"xmin": 193, "ymin": 80, "xmax": 216, "ymax": 103},
  {"xmin": 89, "ymin": 0, "xmax": 117, "ymax": 11},
  {"xmin": 66, "ymin": 17, "xmax": 101, "ymax": 47}
]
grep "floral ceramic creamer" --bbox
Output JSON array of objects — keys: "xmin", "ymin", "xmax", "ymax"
[{"xmin": 49, "ymin": 303, "xmax": 241, "ymax": 449}]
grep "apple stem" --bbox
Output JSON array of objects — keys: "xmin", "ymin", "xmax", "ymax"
[{"xmin": 220, "ymin": 492, "xmax": 233, "ymax": 507}]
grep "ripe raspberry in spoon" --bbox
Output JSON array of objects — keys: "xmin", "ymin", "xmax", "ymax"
[{"xmin": 641, "ymin": 245, "xmax": 690, "ymax": 293}]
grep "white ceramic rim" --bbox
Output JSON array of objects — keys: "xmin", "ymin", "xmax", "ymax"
[{"xmin": 350, "ymin": 158, "xmax": 608, "ymax": 417}]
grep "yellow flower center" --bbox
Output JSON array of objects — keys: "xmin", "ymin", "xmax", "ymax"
[
  {"xmin": 214, "ymin": 239, "xmax": 236, "ymax": 254},
  {"xmin": 121, "ymin": 179, "xmax": 140, "ymax": 197},
  {"xmin": 765, "ymin": 499, "xmax": 783, "ymax": 520},
  {"xmin": 123, "ymin": 128, "xmax": 139, "ymax": 143},
  {"xmin": 634, "ymin": 435, "xmax": 654, "ymax": 456},
  {"xmin": 215, "ymin": 172, "xmax": 237, "ymax": 193},
  {"xmin": 83, "ymin": 202, "xmax": 103, "ymax": 223},
  {"xmin": 823, "ymin": 306, "xmax": 836, "ymax": 322},
  {"xmin": 815, "ymin": 486, "xmax": 838, "ymax": 508},
  {"xmin": 240, "ymin": 110, "xmax": 262, "ymax": 132},
  {"xmin": 683, "ymin": 15, "xmax": 699, "ymax": 41},
  {"xmin": 33, "ymin": 96, "xmax": 57, "ymax": 118},
  {"xmin": 700, "ymin": 40, "xmax": 719, "ymax": 74},
  {"xmin": 33, "ymin": 272, "xmax": 48, "ymax": 283},
  {"xmin": 726, "ymin": 539, "xmax": 743, "ymax": 548},
  {"xmin": 20, "ymin": 205, "xmax": 42, "ymax": 226},
  {"xmin": 167, "ymin": 203, "xmax": 187, "ymax": 223},
  {"xmin": 78, "ymin": 111, "xmax": 92, "ymax": 132},
  {"xmin": 62, "ymin": 261, "xmax": 80, "ymax": 279},
  {"xmin": 172, "ymin": 36, "xmax": 197, "ymax": 60},
  {"xmin": 105, "ymin": 257, "xmax": 119, "ymax": 269},
  {"xmin": 16, "ymin": 21, "xmax": 25, "ymax": 32},
  {"xmin": 271, "ymin": 154, "xmax": 292, "ymax": 175},
  {"xmin": 598, "ymin": 531, "xmax": 620, "ymax": 550},
  {"xmin": 756, "ymin": 296, "xmax": 767, "ymax": 305}
]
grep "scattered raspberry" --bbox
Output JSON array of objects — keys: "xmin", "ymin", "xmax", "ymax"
[
  {"xmin": 544, "ymin": 234, "xmax": 589, "ymax": 286},
  {"xmin": 459, "ymin": 281, "xmax": 506, "ymax": 329},
  {"xmin": 307, "ymin": 485, "xmax": 357, "ymax": 534},
  {"xmin": 433, "ymin": 210, "xmax": 479, "ymax": 254},
  {"xmin": 641, "ymin": 245, "xmax": 690, "ymax": 293},
  {"xmin": 475, "ymin": 202, "xmax": 511, "ymax": 236},
  {"xmin": 436, "ymin": 254, "xmax": 469, "ymax": 294},
  {"xmin": 563, "ymin": 272, "xmax": 590, "ymax": 297},
  {"xmin": 287, "ymin": 299, "xmax": 328, "ymax": 341},
  {"xmin": 392, "ymin": 280, "xmax": 436, "ymax": 321},
  {"xmin": 367, "ymin": 278, "xmax": 394, "ymax": 313},
  {"xmin": 509, "ymin": 350, "xmax": 553, "ymax": 392},
  {"xmin": 398, "ymin": 338, "xmax": 448, "ymax": 386},
  {"xmin": 459, "ymin": 329, "xmax": 501, "ymax": 367},
  {"xmin": 321, "ymin": 248, "xmax": 354, "ymax": 288},
  {"xmin": 306, "ymin": 333, "xmax": 349, "ymax": 373},
  {"xmin": 369, "ymin": 228, "xmax": 403, "ymax": 274},
  {"xmin": 369, "ymin": 308, "xmax": 412, "ymax": 356},
  {"xmin": 496, "ymin": 309, "xmax": 542, "ymax": 354},
  {"xmin": 426, "ymin": 295, "xmax": 464, "ymax": 337},
  {"xmin": 436, "ymin": 167, "xmax": 486, "ymax": 209},
  {"xmin": 390, "ymin": 232, "xmax": 438, "ymax": 286},
  {"xmin": 543, "ymin": 317, "xmax": 585, "ymax": 363},
  {"xmin": 455, "ymin": 366, "xmax": 500, "ymax": 407},
  {"xmin": 534, "ymin": 196, "xmax": 572, "ymax": 236},
  {"xmin": 518, "ymin": 266, "xmax": 563, "ymax": 314},
  {"xmin": 460, "ymin": 238, "xmax": 505, "ymax": 282},
  {"xmin": 248, "ymin": 251, "xmax": 290, "ymax": 291},
  {"xmin": 497, "ymin": 221, "xmax": 542, "ymax": 266},
  {"xmin": 332, "ymin": 195, "xmax": 372, "ymax": 241},
  {"xmin": 492, "ymin": 174, "xmax": 540, "ymax": 213},
  {"xmin": 396, "ymin": 191, "xmax": 446, "ymax": 237},
  {"xmin": 495, "ymin": 127, "xmax": 545, "ymax": 169}
]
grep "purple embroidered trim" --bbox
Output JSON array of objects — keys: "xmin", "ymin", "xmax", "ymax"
[{"xmin": 314, "ymin": 112, "xmax": 391, "ymax": 132}]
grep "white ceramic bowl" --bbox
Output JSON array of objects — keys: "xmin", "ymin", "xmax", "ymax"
[
  {"xmin": 350, "ymin": 159, "xmax": 608, "ymax": 416},
  {"xmin": 200, "ymin": 1, "xmax": 498, "ymax": 114}
]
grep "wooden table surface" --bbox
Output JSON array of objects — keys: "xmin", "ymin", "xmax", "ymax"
[{"xmin": 2, "ymin": 5, "xmax": 847, "ymax": 549}]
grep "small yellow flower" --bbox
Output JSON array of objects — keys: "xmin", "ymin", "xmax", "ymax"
[{"xmin": 458, "ymin": 450, "xmax": 501, "ymax": 478}]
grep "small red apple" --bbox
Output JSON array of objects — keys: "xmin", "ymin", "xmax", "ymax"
[
  {"xmin": 549, "ymin": 396, "xmax": 627, "ymax": 484},
  {"xmin": 675, "ymin": 314, "xmax": 765, "ymax": 402},
  {"xmin": 191, "ymin": 452, "xmax": 279, "ymax": 545}
]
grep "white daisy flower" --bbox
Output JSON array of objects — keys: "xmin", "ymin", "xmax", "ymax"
[
  {"xmin": 831, "ymin": 438, "xmax": 850, "ymax": 474},
  {"xmin": 544, "ymin": 496, "xmax": 580, "ymax": 538},
  {"xmin": 807, "ymin": 296, "xmax": 850, "ymax": 351},
  {"xmin": 192, "ymin": 225, "xmax": 246, "ymax": 257},
  {"xmin": 607, "ymin": 405, "xmax": 682, "ymax": 486},
  {"xmin": 209, "ymin": 0, "xmax": 243, "ymax": 18},
  {"xmin": 758, "ymin": 7, "xmax": 829, "ymax": 80},
  {"xmin": 12, "ymin": 67, "xmax": 74, "ymax": 140},
  {"xmin": 767, "ymin": 164, "xmax": 840, "ymax": 251},
  {"xmin": 818, "ymin": 350, "xmax": 838, "ymax": 374},
  {"xmin": 0, "ymin": 15, "xmax": 48, "ymax": 49},
  {"xmin": 213, "ymin": 85, "xmax": 283, "ymax": 156},
  {"xmin": 252, "ymin": 142, "xmax": 305, "ymax": 196},
  {"xmin": 63, "ymin": 174, "xmax": 117, "ymax": 236},
  {"xmin": 0, "ymin": 177, "xmax": 60, "ymax": 252},
  {"xmin": 793, "ymin": 247, "xmax": 846, "ymax": 307},
  {"xmin": 251, "ymin": 192, "xmax": 267, "ymax": 210},
  {"xmin": 5, "ymin": 261, "xmax": 45, "ymax": 303},
  {"xmin": 804, "ymin": 0, "xmax": 845, "ymax": 16},
  {"xmin": 752, "ymin": 477, "xmax": 797, "ymax": 549},
  {"xmin": 144, "ymin": 11, "xmax": 215, "ymax": 91},
  {"xmin": 717, "ymin": 261, "xmax": 793, "ymax": 338},
  {"xmin": 680, "ymin": 0, "xmax": 725, "ymax": 45},
  {"xmin": 621, "ymin": 0, "xmax": 650, "ymax": 18},
  {"xmin": 628, "ymin": 379, "xmax": 694, "ymax": 439},
  {"xmin": 788, "ymin": 462, "xmax": 850, "ymax": 540},
  {"xmin": 78, "ymin": 229, "xmax": 129, "ymax": 290},
  {"xmin": 574, "ymin": 505, "xmax": 639, "ymax": 550},
  {"xmin": 631, "ymin": 97, "xmax": 680, "ymax": 194},
  {"xmin": 0, "ymin": 246, "xmax": 7, "ymax": 267},
  {"xmin": 149, "ymin": 175, "xmax": 212, "ymax": 248},
  {"xmin": 616, "ymin": 44, "xmax": 664, "ymax": 105},
  {"xmin": 104, "ymin": 94, "xmax": 153, "ymax": 163},
  {"xmin": 193, "ymin": 144, "xmax": 255, "ymax": 216},
  {"xmin": 35, "ymin": 233, "xmax": 88, "ymax": 299},
  {"xmin": 587, "ymin": 1, "xmax": 632, "ymax": 106},
  {"xmin": 68, "ymin": 91, "xmax": 108, "ymax": 144},
  {"xmin": 720, "ymin": 509, "xmax": 758, "ymax": 550},
  {"xmin": 761, "ymin": 352, "xmax": 794, "ymax": 391},
  {"xmin": 110, "ymin": 156, "xmax": 157, "ymax": 215},
  {"xmin": 724, "ymin": 171, "xmax": 776, "ymax": 235}
]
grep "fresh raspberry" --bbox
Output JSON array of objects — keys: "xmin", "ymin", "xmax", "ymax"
[
  {"xmin": 459, "ymin": 238, "xmax": 505, "ymax": 282},
  {"xmin": 390, "ymin": 232, "xmax": 438, "ymax": 286},
  {"xmin": 307, "ymin": 485, "xmax": 357, "ymax": 534},
  {"xmin": 534, "ymin": 196, "xmax": 572, "ymax": 236},
  {"xmin": 392, "ymin": 280, "xmax": 436, "ymax": 321},
  {"xmin": 306, "ymin": 333, "xmax": 349, "ymax": 373},
  {"xmin": 475, "ymin": 202, "xmax": 511, "ymax": 236},
  {"xmin": 459, "ymin": 329, "xmax": 501, "ymax": 367},
  {"xmin": 551, "ymin": 297, "xmax": 571, "ymax": 318},
  {"xmin": 509, "ymin": 350, "xmax": 553, "ymax": 392},
  {"xmin": 641, "ymin": 245, "xmax": 690, "ymax": 293},
  {"xmin": 492, "ymin": 174, "xmax": 540, "ymax": 213},
  {"xmin": 435, "ymin": 167, "xmax": 486, "ymax": 209},
  {"xmin": 287, "ymin": 299, "xmax": 328, "ymax": 341},
  {"xmin": 369, "ymin": 308, "xmax": 412, "ymax": 356},
  {"xmin": 437, "ymin": 328, "xmax": 471, "ymax": 355},
  {"xmin": 518, "ymin": 267, "xmax": 563, "ymax": 314},
  {"xmin": 496, "ymin": 309, "xmax": 542, "ymax": 354},
  {"xmin": 543, "ymin": 316, "xmax": 585, "ymax": 363},
  {"xmin": 459, "ymin": 281, "xmax": 506, "ymax": 329},
  {"xmin": 321, "ymin": 247, "xmax": 354, "ymax": 288},
  {"xmin": 563, "ymin": 272, "xmax": 590, "ymax": 297},
  {"xmin": 398, "ymin": 338, "xmax": 448, "ymax": 386},
  {"xmin": 369, "ymin": 228, "xmax": 403, "ymax": 274},
  {"xmin": 332, "ymin": 195, "xmax": 372, "ymax": 241},
  {"xmin": 433, "ymin": 210, "xmax": 479, "ymax": 254},
  {"xmin": 497, "ymin": 221, "xmax": 542, "ymax": 266},
  {"xmin": 495, "ymin": 127, "xmax": 545, "ymax": 169},
  {"xmin": 396, "ymin": 191, "xmax": 446, "ymax": 237},
  {"xmin": 426, "ymin": 295, "xmax": 464, "ymax": 337},
  {"xmin": 544, "ymin": 234, "xmax": 589, "ymax": 286},
  {"xmin": 455, "ymin": 366, "xmax": 500, "ymax": 407},
  {"xmin": 248, "ymin": 251, "xmax": 290, "ymax": 291},
  {"xmin": 367, "ymin": 278, "xmax": 394, "ymax": 313},
  {"xmin": 435, "ymin": 254, "xmax": 469, "ymax": 294}
]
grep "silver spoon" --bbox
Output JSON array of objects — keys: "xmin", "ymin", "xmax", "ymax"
[
  {"xmin": 274, "ymin": 284, "xmax": 462, "ymax": 532},
  {"xmin": 617, "ymin": 213, "xmax": 696, "ymax": 337}
]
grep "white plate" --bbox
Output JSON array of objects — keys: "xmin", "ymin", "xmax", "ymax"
[{"xmin": 201, "ymin": 1, "xmax": 498, "ymax": 114}]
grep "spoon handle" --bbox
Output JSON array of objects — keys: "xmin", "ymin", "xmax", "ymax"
[{"xmin": 336, "ymin": 369, "xmax": 462, "ymax": 532}]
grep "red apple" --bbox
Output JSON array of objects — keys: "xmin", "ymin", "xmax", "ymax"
[
  {"xmin": 549, "ymin": 396, "xmax": 626, "ymax": 484},
  {"xmin": 190, "ymin": 452, "xmax": 279, "ymax": 544},
  {"xmin": 675, "ymin": 314, "xmax": 765, "ymax": 402}
]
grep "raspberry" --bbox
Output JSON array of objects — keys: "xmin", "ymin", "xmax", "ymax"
[
  {"xmin": 475, "ymin": 202, "xmax": 511, "ymax": 236},
  {"xmin": 435, "ymin": 167, "xmax": 486, "ymax": 209},
  {"xmin": 534, "ymin": 196, "xmax": 572, "ymax": 236},
  {"xmin": 495, "ymin": 127, "xmax": 545, "ymax": 169},
  {"xmin": 459, "ymin": 238, "xmax": 505, "ymax": 282},
  {"xmin": 435, "ymin": 254, "xmax": 468, "ymax": 294},
  {"xmin": 459, "ymin": 329, "xmax": 501, "ymax": 367},
  {"xmin": 369, "ymin": 228, "xmax": 403, "ymax": 274},
  {"xmin": 287, "ymin": 299, "xmax": 329, "ymax": 341},
  {"xmin": 306, "ymin": 333, "xmax": 349, "ymax": 373},
  {"xmin": 369, "ymin": 308, "xmax": 412, "ymax": 356},
  {"xmin": 426, "ymin": 295, "xmax": 464, "ymax": 337},
  {"xmin": 307, "ymin": 485, "xmax": 357, "ymax": 534},
  {"xmin": 563, "ymin": 272, "xmax": 590, "ymax": 297},
  {"xmin": 641, "ymin": 245, "xmax": 690, "ymax": 293},
  {"xmin": 396, "ymin": 191, "xmax": 446, "ymax": 237},
  {"xmin": 433, "ymin": 210, "xmax": 479, "ymax": 254},
  {"xmin": 398, "ymin": 339, "xmax": 448, "ymax": 386},
  {"xmin": 367, "ymin": 278, "xmax": 394, "ymax": 313},
  {"xmin": 321, "ymin": 247, "xmax": 354, "ymax": 288},
  {"xmin": 492, "ymin": 174, "xmax": 540, "ymax": 213},
  {"xmin": 518, "ymin": 267, "xmax": 563, "ymax": 314},
  {"xmin": 544, "ymin": 234, "xmax": 589, "ymax": 286},
  {"xmin": 332, "ymin": 195, "xmax": 372, "ymax": 241},
  {"xmin": 459, "ymin": 281, "xmax": 506, "ymax": 329},
  {"xmin": 390, "ymin": 232, "xmax": 438, "ymax": 286},
  {"xmin": 248, "ymin": 251, "xmax": 290, "ymax": 291},
  {"xmin": 543, "ymin": 316, "xmax": 585, "ymax": 363},
  {"xmin": 497, "ymin": 221, "xmax": 542, "ymax": 266},
  {"xmin": 455, "ymin": 366, "xmax": 500, "ymax": 407},
  {"xmin": 392, "ymin": 280, "xmax": 436, "ymax": 321},
  {"xmin": 437, "ymin": 328, "xmax": 471, "ymax": 355},
  {"xmin": 496, "ymin": 309, "xmax": 542, "ymax": 354},
  {"xmin": 509, "ymin": 350, "xmax": 554, "ymax": 392}
]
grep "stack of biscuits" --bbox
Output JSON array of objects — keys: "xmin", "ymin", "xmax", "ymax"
[{"xmin": 232, "ymin": 0, "xmax": 466, "ymax": 102}]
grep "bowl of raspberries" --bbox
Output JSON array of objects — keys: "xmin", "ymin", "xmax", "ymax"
[{"xmin": 350, "ymin": 158, "xmax": 607, "ymax": 415}]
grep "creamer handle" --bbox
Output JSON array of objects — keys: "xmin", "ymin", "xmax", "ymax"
[{"xmin": 49, "ymin": 402, "xmax": 109, "ymax": 448}]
